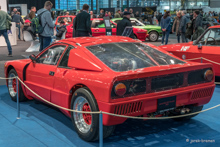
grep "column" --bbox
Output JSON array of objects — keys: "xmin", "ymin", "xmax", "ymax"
[{"xmin": 2, "ymin": 0, "xmax": 7, "ymax": 11}]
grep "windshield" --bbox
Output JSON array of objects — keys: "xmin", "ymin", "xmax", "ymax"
[
  {"xmin": 131, "ymin": 19, "xmax": 145, "ymax": 26},
  {"xmin": 87, "ymin": 43, "xmax": 185, "ymax": 72}
]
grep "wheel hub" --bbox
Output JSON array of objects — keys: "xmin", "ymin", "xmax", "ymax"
[
  {"xmin": 73, "ymin": 96, "xmax": 92, "ymax": 133},
  {"xmin": 8, "ymin": 73, "xmax": 17, "ymax": 97},
  {"xmin": 82, "ymin": 103, "xmax": 92, "ymax": 125}
]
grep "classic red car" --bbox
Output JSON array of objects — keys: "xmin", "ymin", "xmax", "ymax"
[
  {"xmin": 5, "ymin": 36, "xmax": 215, "ymax": 142},
  {"xmin": 65, "ymin": 18, "xmax": 148, "ymax": 41},
  {"xmin": 160, "ymin": 25, "xmax": 220, "ymax": 76},
  {"xmin": 55, "ymin": 15, "xmax": 75, "ymax": 26}
]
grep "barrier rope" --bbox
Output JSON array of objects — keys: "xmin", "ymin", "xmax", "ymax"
[{"xmin": 0, "ymin": 76, "xmax": 218, "ymax": 120}]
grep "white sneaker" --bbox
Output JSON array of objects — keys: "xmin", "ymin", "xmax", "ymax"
[{"xmin": 161, "ymin": 43, "xmax": 164, "ymax": 45}]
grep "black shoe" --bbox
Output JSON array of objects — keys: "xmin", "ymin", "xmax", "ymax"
[{"xmin": 7, "ymin": 53, "xmax": 13, "ymax": 57}]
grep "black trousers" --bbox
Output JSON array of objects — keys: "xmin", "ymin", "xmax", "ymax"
[{"xmin": 76, "ymin": 31, "xmax": 90, "ymax": 37}]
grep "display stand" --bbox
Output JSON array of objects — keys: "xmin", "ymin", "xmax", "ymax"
[{"xmin": 103, "ymin": 17, "xmax": 112, "ymax": 36}]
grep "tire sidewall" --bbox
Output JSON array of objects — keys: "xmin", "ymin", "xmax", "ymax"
[
  {"xmin": 71, "ymin": 88, "xmax": 99, "ymax": 142},
  {"xmin": 149, "ymin": 31, "xmax": 159, "ymax": 42},
  {"xmin": 7, "ymin": 69, "xmax": 18, "ymax": 101}
]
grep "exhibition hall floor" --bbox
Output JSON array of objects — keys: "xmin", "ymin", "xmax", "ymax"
[{"xmin": 0, "ymin": 84, "xmax": 220, "ymax": 147}]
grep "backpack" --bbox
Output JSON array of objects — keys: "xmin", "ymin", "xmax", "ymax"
[{"xmin": 31, "ymin": 11, "xmax": 47, "ymax": 35}]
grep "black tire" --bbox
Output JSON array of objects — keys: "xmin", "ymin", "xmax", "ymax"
[
  {"xmin": 7, "ymin": 69, "xmax": 27, "ymax": 102},
  {"xmin": 71, "ymin": 87, "xmax": 115, "ymax": 142},
  {"xmin": 148, "ymin": 31, "xmax": 159, "ymax": 42},
  {"xmin": 172, "ymin": 105, "xmax": 203, "ymax": 121}
]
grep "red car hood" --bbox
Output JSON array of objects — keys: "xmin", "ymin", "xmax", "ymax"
[{"xmin": 159, "ymin": 42, "xmax": 193, "ymax": 52}]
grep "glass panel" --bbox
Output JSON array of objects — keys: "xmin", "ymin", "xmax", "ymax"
[{"xmin": 87, "ymin": 43, "xmax": 185, "ymax": 72}]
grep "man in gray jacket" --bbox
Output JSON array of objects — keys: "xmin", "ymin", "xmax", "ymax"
[
  {"xmin": 179, "ymin": 10, "xmax": 187, "ymax": 43},
  {"xmin": 37, "ymin": 1, "xmax": 54, "ymax": 51}
]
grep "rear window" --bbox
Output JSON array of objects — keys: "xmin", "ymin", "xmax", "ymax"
[{"xmin": 87, "ymin": 43, "xmax": 185, "ymax": 72}]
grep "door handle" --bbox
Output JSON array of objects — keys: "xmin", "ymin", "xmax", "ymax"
[{"xmin": 49, "ymin": 71, "xmax": 55, "ymax": 76}]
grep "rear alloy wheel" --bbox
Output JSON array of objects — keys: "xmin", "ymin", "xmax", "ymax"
[
  {"xmin": 8, "ymin": 69, "xmax": 27, "ymax": 102},
  {"xmin": 71, "ymin": 87, "xmax": 115, "ymax": 142},
  {"xmin": 149, "ymin": 31, "xmax": 159, "ymax": 42},
  {"xmin": 172, "ymin": 105, "xmax": 204, "ymax": 121}
]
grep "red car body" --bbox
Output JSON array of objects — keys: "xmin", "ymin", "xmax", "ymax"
[
  {"xmin": 65, "ymin": 18, "xmax": 148, "ymax": 41},
  {"xmin": 160, "ymin": 25, "xmax": 220, "ymax": 76},
  {"xmin": 5, "ymin": 36, "xmax": 215, "ymax": 126}
]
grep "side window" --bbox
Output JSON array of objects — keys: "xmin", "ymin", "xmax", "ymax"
[
  {"xmin": 37, "ymin": 45, "xmax": 66, "ymax": 65},
  {"xmin": 59, "ymin": 45, "xmax": 75, "ymax": 68}
]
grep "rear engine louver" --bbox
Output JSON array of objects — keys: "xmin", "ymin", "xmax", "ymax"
[
  {"xmin": 114, "ymin": 101, "xmax": 143, "ymax": 115},
  {"xmin": 191, "ymin": 87, "xmax": 214, "ymax": 100}
]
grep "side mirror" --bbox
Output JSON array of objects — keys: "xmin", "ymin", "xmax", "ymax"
[
  {"xmin": 29, "ymin": 54, "xmax": 36, "ymax": 62},
  {"xmin": 198, "ymin": 43, "xmax": 202, "ymax": 49}
]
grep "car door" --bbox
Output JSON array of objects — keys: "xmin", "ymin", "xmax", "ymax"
[
  {"xmin": 25, "ymin": 44, "xmax": 67, "ymax": 101},
  {"xmin": 50, "ymin": 45, "xmax": 75, "ymax": 109},
  {"xmin": 181, "ymin": 28, "xmax": 220, "ymax": 75}
]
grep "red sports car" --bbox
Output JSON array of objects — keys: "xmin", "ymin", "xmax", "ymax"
[
  {"xmin": 65, "ymin": 18, "xmax": 148, "ymax": 41},
  {"xmin": 160, "ymin": 25, "xmax": 220, "ymax": 76},
  {"xmin": 5, "ymin": 36, "xmax": 215, "ymax": 141}
]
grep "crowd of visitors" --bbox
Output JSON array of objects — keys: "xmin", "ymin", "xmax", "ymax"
[{"xmin": 1, "ymin": 0, "xmax": 220, "ymax": 56}]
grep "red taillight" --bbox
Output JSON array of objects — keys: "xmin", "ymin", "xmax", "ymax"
[
  {"xmin": 115, "ymin": 83, "xmax": 127, "ymax": 96},
  {"xmin": 204, "ymin": 69, "xmax": 213, "ymax": 81}
]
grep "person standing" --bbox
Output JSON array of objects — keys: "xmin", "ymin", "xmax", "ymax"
[
  {"xmin": 74, "ymin": 4, "xmax": 92, "ymax": 37},
  {"xmin": 11, "ymin": 8, "xmax": 17, "ymax": 17},
  {"xmin": 56, "ymin": 21, "xmax": 66, "ymax": 40},
  {"xmin": 114, "ymin": 10, "xmax": 121, "ymax": 18},
  {"xmin": 172, "ymin": 12, "xmax": 182, "ymax": 43},
  {"xmin": 129, "ymin": 9, "xmax": 134, "ymax": 18},
  {"xmin": 98, "ymin": 9, "xmax": 104, "ymax": 18},
  {"xmin": 12, "ymin": 11, "xmax": 24, "ymax": 40},
  {"xmin": 108, "ymin": 12, "xmax": 112, "ymax": 19},
  {"xmin": 29, "ymin": 6, "xmax": 36, "ymax": 20},
  {"xmin": 161, "ymin": 11, "xmax": 171, "ymax": 45},
  {"xmin": 179, "ymin": 10, "xmax": 188, "ymax": 43},
  {"xmin": 157, "ymin": 13, "xmax": 162, "ymax": 26},
  {"xmin": 192, "ymin": 10, "xmax": 203, "ymax": 40},
  {"xmin": 116, "ymin": 11, "xmax": 134, "ymax": 39},
  {"xmin": 37, "ymin": 1, "xmax": 54, "ymax": 51},
  {"xmin": 90, "ymin": 11, "xmax": 96, "ymax": 19},
  {"xmin": 134, "ymin": 11, "xmax": 140, "ymax": 18},
  {"xmin": 0, "ymin": 6, "xmax": 13, "ymax": 56}
]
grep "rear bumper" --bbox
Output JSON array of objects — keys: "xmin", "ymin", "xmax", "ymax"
[{"xmin": 97, "ymin": 83, "xmax": 215, "ymax": 126}]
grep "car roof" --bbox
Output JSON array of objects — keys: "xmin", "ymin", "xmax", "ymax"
[
  {"xmin": 58, "ymin": 36, "xmax": 140, "ymax": 46},
  {"xmin": 209, "ymin": 25, "xmax": 220, "ymax": 29}
]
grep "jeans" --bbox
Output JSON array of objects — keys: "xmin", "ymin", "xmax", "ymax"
[
  {"xmin": 177, "ymin": 34, "xmax": 181, "ymax": 43},
  {"xmin": 39, "ymin": 36, "xmax": 51, "ymax": 51},
  {"xmin": 76, "ymin": 31, "xmax": 90, "ymax": 37},
  {"xmin": 16, "ymin": 24, "xmax": 20, "ymax": 39},
  {"xmin": 161, "ymin": 31, "xmax": 170, "ymax": 45},
  {"xmin": 0, "ymin": 29, "xmax": 12, "ymax": 54},
  {"xmin": 181, "ymin": 32, "xmax": 186, "ymax": 43}
]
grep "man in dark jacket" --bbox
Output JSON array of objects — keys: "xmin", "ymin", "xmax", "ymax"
[
  {"xmin": 192, "ymin": 10, "xmax": 204, "ymax": 40},
  {"xmin": 179, "ymin": 10, "xmax": 188, "ymax": 43},
  {"xmin": 56, "ymin": 21, "xmax": 66, "ymax": 40},
  {"xmin": 74, "ymin": 4, "xmax": 92, "ymax": 37},
  {"xmin": 116, "ymin": 11, "xmax": 134, "ymax": 39},
  {"xmin": 193, "ymin": 10, "xmax": 202, "ymax": 33}
]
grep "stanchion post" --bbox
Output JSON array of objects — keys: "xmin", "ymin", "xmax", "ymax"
[
  {"xmin": 201, "ymin": 57, "xmax": 203, "ymax": 63},
  {"xmin": 99, "ymin": 111, "xmax": 103, "ymax": 147},
  {"xmin": 16, "ymin": 78, "xmax": 20, "ymax": 119}
]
